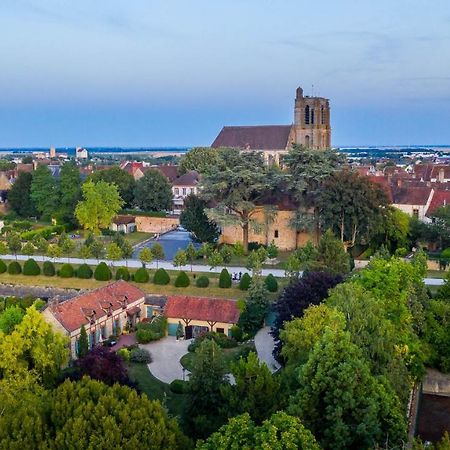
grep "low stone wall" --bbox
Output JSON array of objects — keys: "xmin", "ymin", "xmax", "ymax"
[
  {"xmin": 135, "ymin": 216, "xmax": 179, "ymax": 234},
  {"xmin": 0, "ymin": 284, "xmax": 82, "ymax": 301}
]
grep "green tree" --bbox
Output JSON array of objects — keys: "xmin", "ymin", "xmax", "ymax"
[
  {"xmin": 134, "ymin": 169, "xmax": 173, "ymax": 211},
  {"xmin": 75, "ymin": 180, "xmax": 123, "ymax": 235},
  {"xmin": 89, "ymin": 166, "xmax": 136, "ymax": 207},
  {"xmin": 7, "ymin": 233, "xmax": 22, "ymax": 259},
  {"xmin": 185, "ymin": 242, "xmax": 197, "ymax": 271},
  {"xmin": 106, "ymin": 242, "xmax": 123, "ymax": 263},
  {"xmin": 151, "ymin": 242, "xmax": 165, "ymax": 268},
  {"xmin": 22, "ymin": 241, "xmax": 34, "ymax": 256},
  {"xmin": 0, "ymin": 306, "xmax": 25, "ymax": 334},
  {"xmin": 184, "ymin": 339, "xmax": 228, "ymax": 439},
  {"xmin": 314, "ymin": 229, "xmax": 351, "ymax": 275},
  {"xmin": 173, "ymin": 249, "xmax": 188, "ymax": 267},
  {"xmin": 58, "ymin": 161, "xmax": 81, "ymax": 224},
  {"xmin": 120, "ymin": 240, "xmax": 133, "ymax": 267},
  {"xmin": 180, "ymin": 195, "xmax": 220, "ymax": 243},
  {"xmin": 289, "ymin": 329, "xmax": 406, "ymax": 450},
  {"xmin": 201, "ymin": 149, "xmax": 273, "ymax": 252},
  {"xmin": 89, "ymin": 240, "xmax": 104, "ymax": 259},
  {"xmin": 374, "ymin": 206, "xmax": 411, "ymax": 253},
  {"xmin": 8, "ymin": 172, "xmax": 36, "ymax": 217},
  {"xmin": 30, "ymin": 165, "xmax": 59, "ymax": 219},
  {"xmin": 46, "ymin": 243, "xmax": 62, "ymax": 260},
  {"xmin": 221, "ymin": 352, "xmax": 280, "ymax": 423},
  {"xmin": 33, "ymin": 236, "xmax": 49, "ymax": 254},
  {"xmin": 239, "ymin": 276, "xmax": 270, "ymax": 335},
  {"xmin": 77, "ymin": 324, "xmax": 89, "ymax": 358},
  {"xmin": 208, "ymin": 249, "xmax": 224, "ymax": 270},
  {"xmin": 139, "ymin": 247, "xmax": 154, "ymax": 268},
  {"xmin": 79, "ymin": 244, "xmax": 92, "ymax": 262},
  {"xmin": 198, "ymin": 412, "xmax": 320, "ymax": 450},
  {"xmin": 178, "ymin": 147, "xmax": 220, "ymax": 175}
]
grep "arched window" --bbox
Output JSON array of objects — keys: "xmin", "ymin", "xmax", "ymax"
[
  {"xmin": 321, "ymin": 105, "xmax": 325, "ymax": 124},
  {"xmin": 311, "ymin": 109, "xmax": 315, "ymax": 125},
  {"xmin": 305, "ymin": 105, "xmax": 310, "ymax": 125},
  {"xmin": 305, "ymin": 135, "xmax": 310, "ymax": 148}
]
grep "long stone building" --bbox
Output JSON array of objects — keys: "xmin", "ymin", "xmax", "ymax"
[{"xmin": 211, "ymin": 86, "xmax": 331, "ymax": 164}]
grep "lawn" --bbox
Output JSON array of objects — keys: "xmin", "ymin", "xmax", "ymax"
[
  {"xmin": 180, "ymin": 342, "xmax": 256, "ymax": 372},
  {"xmin": 123, "ymin": 232, "xmax": 154, "ymax": 246},
  {"xmin": 427, "ymin": 270, "xmax": 448, "ymax": 279},
  {"xmin": 127, "ymin": 362, "xmax": 187, "ymax": 418}
]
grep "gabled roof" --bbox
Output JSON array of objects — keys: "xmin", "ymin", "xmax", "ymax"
[
  {"xmin": 165, "ymin": 296, "xmax": 240, "ymax": 324},
  {"xmin": 392, "ymin": 186, "xmax": 433, "ymax": 206},
  {"xmin": 112, "ymin": 215, "xmax": 136, "ymax": 225},
  {"xmin": 211, "ymin": 125, "xmax": 293, "ymax": 151},
  {"xmin": 172, "ymin": 170, "xmax": 199, "ymax": 187},
  {"xmin": 427, "ymin": 190, "xmax": 450, "ymax": 217},
  {"xmin": 367, "ymin": 176, "xmax": 393, "ymax": 202},
  {"xmin": 148, "ymin": 165, "xmax": 179, "ymax": 183},
  {"xmin": 50, "ymin": 280, "xmax": 145, "ymax": 332}
]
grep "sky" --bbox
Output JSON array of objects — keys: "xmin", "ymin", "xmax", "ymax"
[{"xmin": 1, "ymin": 0, "xmax": 450, "ymax": 147}]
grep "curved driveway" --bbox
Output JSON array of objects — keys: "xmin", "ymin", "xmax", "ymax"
[{"xmin": 254, "ymin": 327, "xmax": 281, "ymax": 373}]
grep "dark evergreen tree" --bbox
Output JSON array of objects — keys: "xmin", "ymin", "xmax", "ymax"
[
  {"xmin": 134, "ymin": 169, "xmax": 173, "ymax": 211},
  {"xmin": 77, "ymin": 325, "xmax": 89, "ymax": 358},
  {"xmin": 8, "ymin": 172, "xmax": 36, "ymax": 217}
]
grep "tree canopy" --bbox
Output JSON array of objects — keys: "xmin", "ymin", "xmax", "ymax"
[
  {"xmin": 134, "ymin": 169, "xmax": 173, "ymax": 212},
  {"xmin": 30, "ymin": 165, "xmax": 59, "ymax": 219},
  {"xmin": 178, "ymin": 147, "xmax": 221, "ymax": 175},
  {"xmin": 8, "ymin": 171, "xmax": 36, "ymax": 217}
]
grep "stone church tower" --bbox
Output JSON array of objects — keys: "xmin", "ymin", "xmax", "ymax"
[{"xmin": 293, "ymin": 87, "xmax": 331, "ymax": 150}]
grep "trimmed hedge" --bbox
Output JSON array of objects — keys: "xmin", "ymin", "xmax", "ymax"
[
  {"xmin": 239, "ymin": 273, "xmax": 252, "ymax": 290},
  {"xmin": 8, "ymin": 261, "xmax": 22, "ymax": 275},
  {"xmin": 134, "ymin": 267, "xmax": 149, "ymax": 283},
  {"xmin": 174, "ymin": 271, "xmax": 190, "ymax": 287},
  {"xmin": 43, "ymin": 261, "xmax": 55, "ymax": 277},
  {"xmin": 129, "ymin": 348, "xmax": 152, "ymax": 364},
  {"xmin": 115, "ymin": 267, "xmax": 130, "ymax": 281},
  {"xmin": 94, "ymin": 262, "xmax": 112, "ymax": 281},
  {"xmin": 219, "ymin": 268, "xmax": 232, "ymax": 288},
  {"xmin": 23, "ymin": 258, "xmax": 41, "ymax": 276},
  {"xmin": 264, "ymin": 273, "xmax": 278, "ymax": 292},
  {"xmin": 153, "ymin": 268, "xmax": 170, "ymax": 285},
  {"xmin": 59, "ymin": 263, "xmax": 74, "ymax": 278},
  {"xmin": 77, "ymin": 263, "xmax": 93, "ymax": 279},
  {"xmin": 196, "ymin": 275, "xmax": 209, "ymax": 288},
  {"xmin": 0, "ymin": 260, "xmax": 6, "ymax": 274}
]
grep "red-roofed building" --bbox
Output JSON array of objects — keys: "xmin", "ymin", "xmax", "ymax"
[
  {"xmin": 427, "ymin": 190, "xmax": 450, "ymax": 217},
  {"xmin": 42, "ymin": 280, "xmax": 146, "ymax": 358},
  {"xmin": 165, "ymin": 296, "xmax": 240, "ymax": 339},
  {"xmin": 392, "ymin": 186, "xmax": 434, "ymax": 221}
]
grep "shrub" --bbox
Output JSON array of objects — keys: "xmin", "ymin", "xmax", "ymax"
[
  {"xmin": 117, "ymin": 348, "xmax": 130, "ymax": 361},
  {"xmin": 170, "ymin": 379, "xmax": 189, "ymax": 394},
  {"xmin": 174, "ymin": 271, "xmax": 190, "ymax": 287},
  {"xmin": 23, "ymin": 258, "xmax": 41, "ymax": 276},
  {"xmin": 219, "ymin": 268, "xmax": 232, "ymax": 288},
  {"xmin": 136, "ymin": 316, "xmax": 167, "ymax": 344},
  {"xmin": 153, "ymin": 268, "xmax": 170, "ymax": 285},
  {"xmin": 134, "ymin": 267, "xmax": 149, "ymax": 283},
  {"xmin": 8, "ymin": 261, "xmax": 21, "ymax": 275},
  {"xmin": 230, "ymin": 325, "xmax": 243, "ymax": 342},
  {"xmin": 77, "ymin": 263, "xmax": 93, "ymax": 279},
  {"xmin": 196, "ymin": 275, "xmax": 209, "ymax": 288},
  {"xmin": 0, "ymin": 260, "xmax": 6, "ymax": 274},
  {"xmin": 115, "ymin": 266, "xmax": 130, "ymax": 281},
  {"xmin": 441, "ymin": 248, "xmax": 450, "ymax": 260},
  {"xmin": 59, "ymin": 263, "xmax": 74, "ymax": 278},
  {"xmin": 94, "ymin": 262, "xmax": 112, "ymax": 281},
  {"xmin": 264, "ymin": 273, "xmax": 278, "ymax": 292},
  {"xmin": 189, "ymin": 331, "xmax": 237, "ymax": 352},
  {"xmin": 239, "ymin": 273, "xmax": 252, "ymax": 290},
  {"xmin": 43, "ymin": 260, "xmax": 55, "ymax": 277},
  {"xmin": 129, "ymin": 347, "xmax": 152, "ymax": 364}
]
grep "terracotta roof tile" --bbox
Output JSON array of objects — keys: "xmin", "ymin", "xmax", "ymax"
[
  {"xmin": 172, "ymin": 170, "xmax": 199, "ymax": 187},
  {"xmin": 393, "ymin": 186, "xmax": 433, "ymax": 205},
  {"xmin": 427, "ymin": 190, "xmax": 450, "ymax": 217},
  {"xmin": 51, "ymin": 280, "xmax": 145, "ymax": 332},
  {"xmin": 165, "ymin": 296, "xmax": 240, "ymax": 324},
  {"xmin": 211, "ymin": 125, "xmax": 293, "ymax": 150},
  {"xmin": 148, "ymin": 165, "xmax": 179, "ymax": 182},
  {"xmin": 112, "ymin": 215, "xmax": 136, "ymax": 225}
]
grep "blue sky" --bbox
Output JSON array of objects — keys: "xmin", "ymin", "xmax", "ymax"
[{"xmin": 1, "ymin": 0, "xmax": 450, "ymax": 147}]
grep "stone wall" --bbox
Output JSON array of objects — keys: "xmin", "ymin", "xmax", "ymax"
[{"xmin": 135, "ymin": 216, "xmax": 179, "ymax": 234}]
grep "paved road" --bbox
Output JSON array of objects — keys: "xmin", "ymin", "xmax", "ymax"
[
  {"xmin": 0, "ymin": 254, "xmax": 446, "ymax": 284},
  {"xmin": 254, "ymin": 327, "xmax": 281, "ymax": 373}
]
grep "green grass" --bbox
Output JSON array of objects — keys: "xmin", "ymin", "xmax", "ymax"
[
  {"xmin": 127, "ymin": 362, "xmax": 187, "ymax": 417},
  {"xmin": 427, "ymin": 270, "xmax": 448, "ymax": 279},
  {"xmin": 123, "ymin": 232, "xmax": 154, "ymax": 246},
  {"xmin": 180, "ymin": 342, "xmax": 256, "ymax": 372}
]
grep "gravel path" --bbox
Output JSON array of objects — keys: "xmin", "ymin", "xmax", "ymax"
[{"xmin": 254, "ymin": 327, "xmax": 281, "ymax": 373}]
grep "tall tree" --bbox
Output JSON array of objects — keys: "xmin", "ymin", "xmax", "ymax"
[
  {"xmin": 77, "ymin": 325, "xmax": 89, "ymax": 358},
  {"xmin": 178, "ymin": 147, "xmax": 221, "ymax": 175},
  {"xmin": 314, "ymin": 229, "xmax": 351, "ymax": 275},
  {"xmin": 75, "ymin": 180, "xmax": 123, "ymax": 235},
  {"xmin": 184, "ymin": 339, "xmax": 228, "ymax": 439},
  {"xmin": 201, "ymin": 148, "xmax": 272, "ymax": 252},
  {"xmin": 239, "ymin": 276, "xmax": 270, "ymax": 335},
  {"xmin": 316, "ymin": 169, "xmax": 388, "ymax": 248},
  {"xmin": 0, "ymin": 306, "xmax": 25, "ymax": 334},
  {"xmin": 180, "ymin": 195, "xmax": 220, "ymax": 243},
  {"xmin": 58, "ymin": 161, "xmax": 82, "ymax": 224},
  {"xmin": 134, "ymin": 169, "xmax": 173, "ymax": 211},
  {"xmin": 8, "ymin": 172, "xmax": 36, "ymax": 217},
  {"xmin": 30, "ymin": 165, "xmax": 59, "ymax": 219},
  {"xmin": 89, "ymin": 166, "xmax": 136, "ymax": 207},
  {"xmin": 289, "ymin": 329, "xmax": 406, "ymax": 450},
  {"xmin": 151, "ymin": 243, "xmax": 165, "ymax": 267},
  {"xmin": 139, "ymin": 247, "xmax": 153, "ymax": 267}
]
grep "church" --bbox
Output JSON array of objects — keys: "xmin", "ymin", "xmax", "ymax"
[{"xmin": 211, "ymin": 86, "xmax": 331, "ymax": 164}]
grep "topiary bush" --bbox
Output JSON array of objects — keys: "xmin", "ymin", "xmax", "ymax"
[
  {"xmin": 196, "ymin": 275, "xmax": 209, "ymax": 288},
  {"xmin": 23, "ymin": 258, "xmax": 41, "ymax": 276},
  {"xmin": 43, "ymin": 260, "xmax": 55, "ymax": 277},
  {"xmin": 129, "ymin": 347, "xmax": 152, "ymax": 364},
  {"xmin": 115, "ymin": 266, "xmax": 130, "ymax": 281},
  {"xmin": 94, "ymin": 262, "xmax": 112, "ymax": 281},
  {"xmin": 0, "ymin": 260, "xmax": 7, "ymax": 274},
  {"xmin": 264, "ymin": 273, "xmax": 278, "ymax": 292},
  {"xmin": 8, "ymin": 261, "xmax": 21, "ymax": 275},
  {"xmin": 134, "ymin": 267, "xmax": 149, "ymax": 283},
  {"xmin": 174, "ymin": 271, "xmax": 190, "ymax": 287},
  {"xmin": 153, "ymin": 268, "xmax": 170, "ymax": 285},
  {"xmin": 219, "ymin": 268, "xmax": 232, "ymax": 288},
  {"xmin": 59, "ymin": 263, "xmax": 74, "ymax": 278},
  {"xmin": 77, "ymin": 263, "xmax": 93, "ymax": 279},
  {"xmin": 170, "ymin": 379, "xmax": 189, "ymax": 394},
  {"xmin": 239, "ymin": 273, "xmax": 252, "ymax": 290}
]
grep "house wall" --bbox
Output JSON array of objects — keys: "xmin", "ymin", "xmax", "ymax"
[
  {"xmin": 220, "ymin": 208, "xmax": 315, "ymax": 251},
  {"xmin": 166, "ymin": 317, "xmax": 235, "ymax": 336},
  {"xmin": 135, "ymin": 216, "xmax": 179, "ymax": 233}
]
